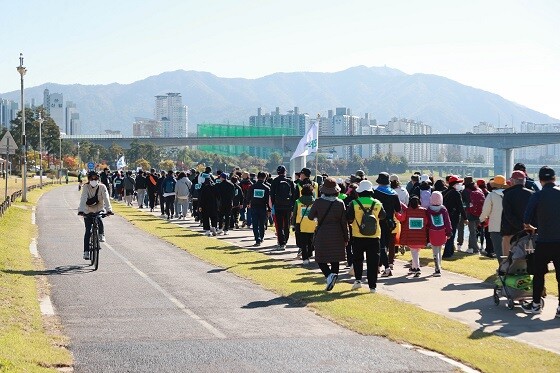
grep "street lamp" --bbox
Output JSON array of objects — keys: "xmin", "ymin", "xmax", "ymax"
[
  {"xmin": 16, "ymin": 53, "xmax": 27, "ymax": 202},
  {"xmin": 37, "ymin": 112, "xmax": 44, "ymax": 189},
  {"xmin": 59, "ymin": 137, "xmax": 62, "ymax": 184}
]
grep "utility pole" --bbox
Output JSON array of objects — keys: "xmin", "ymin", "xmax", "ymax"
[
  {"xmin": 38, "ymin": 112, "xmax": 44, "ymax": 189},
  {"xmin": 16, "ymin": 53, "xmax": 28, "ymax": 202}
]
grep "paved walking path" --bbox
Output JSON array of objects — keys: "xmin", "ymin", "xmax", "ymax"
[
  {"xmin": 151, "ymin": 206, "xmax": 560, "ymax": 355},
  {"xmin": 36, "ymin": 186, "xmax": 455, "ymax": 372}
]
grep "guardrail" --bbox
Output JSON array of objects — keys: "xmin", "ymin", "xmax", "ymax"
[{"xmin": 0, "ymin": 181, "xmax": 55, "ymax": 218}]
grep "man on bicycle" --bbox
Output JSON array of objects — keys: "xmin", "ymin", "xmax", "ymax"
[{"xmin": 78, "ymin": 171, "xmax": 113, "ymax": 260}]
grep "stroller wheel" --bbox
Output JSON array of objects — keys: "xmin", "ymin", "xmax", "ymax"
[{"xmin": 507, "ymin": 299, "xmax": 515, "ymax": 310}]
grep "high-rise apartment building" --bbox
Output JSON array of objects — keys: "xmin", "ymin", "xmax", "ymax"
[
  {"xmin": 517, "ymin": 121, "xmax": 560, "ymax": 162},
  {"xmin": 249, "ymin": 107, "xmax": 309, "ymax": 135},
  {"xmin": 43, "ymin": 89, "xmax": 65, "ymax": 132},
  {"xmin": 133, "ymin": 117, "xmax": 163, "ymax": 137},
  {"xmin": 385, "ymin": 118, "xmax": 435, "ymax": 162},
  {"xmin": 154, "ymin": 93, "xmax": 188, "ymax": 137},
  {"xmin": 0, "ymin": 99, "xmax": 19, "ymax": 130},
  {"xmin": 65, "ymin": 101, "xmax": 81, "ymax": 135},
  {"xmin": 332, "ymin": 108, "xmax": 360, "ymax": 159}
]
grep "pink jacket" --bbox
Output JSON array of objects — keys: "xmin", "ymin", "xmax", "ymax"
[{"xmin": 426, "ymin": 205, "xmax": 452, "ymax": 246}]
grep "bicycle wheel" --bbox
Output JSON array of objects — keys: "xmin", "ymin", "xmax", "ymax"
[
  {"xmin": 92, "ymin": 237, "xmax": 99, "ymax": 271},
  {"xmin": 90, "ymin": 228, "xmax": 98, "ymax": 267}
]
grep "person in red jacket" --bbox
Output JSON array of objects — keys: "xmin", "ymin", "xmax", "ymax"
[
  {"xmin": 397, "ymin": 196, "xmax": 429, "ymax": 277},
  {"xmin": 426, "ymin": 191, "xmax": 452, "ymax": 277}
]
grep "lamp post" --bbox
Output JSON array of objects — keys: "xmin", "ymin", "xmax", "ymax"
[
  {"xmin": 37, "ymin": 112, "xmax": 44, "ymax": 189},
  {"xmin": 16, "ymin": 53, "xmax": 27, "ymax": 202},
  {"xmin": 59, "ymin": 137, "xmax": 62, "ymax": 184}
]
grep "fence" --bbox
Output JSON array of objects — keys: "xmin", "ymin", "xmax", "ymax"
[{"xmin": 0, "ymin": 181, "xmax": 55, "ymax": 218}]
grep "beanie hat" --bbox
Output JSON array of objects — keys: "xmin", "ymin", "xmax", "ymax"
[{"xmin": 430, "ymin": 191, "xmax": 443, "ymax": 206}]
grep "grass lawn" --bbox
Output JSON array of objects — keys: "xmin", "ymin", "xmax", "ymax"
[
  {"xmin": 1, "ymin": 175, "xmax": 70, "ymax": 199},
  {"xmin": 0, "ymin": 185, "xmax": 72, "ymax": 372},
  {"xmin": 398, "ymin": 248, "xmax": 558, "ymax": 297},
  {"xmin": 114, "ymin": 203, "xmax": 560, "ymax": 373}
]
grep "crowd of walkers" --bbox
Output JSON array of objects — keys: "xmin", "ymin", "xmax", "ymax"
[{"xmin": 99, "ymin": 162, "xmax": 559, "ymax": 318}]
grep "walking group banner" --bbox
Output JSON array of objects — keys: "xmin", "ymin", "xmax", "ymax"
[{"xmin": 290, "ymin": 122, "xmax": 319, "ymax": 160}]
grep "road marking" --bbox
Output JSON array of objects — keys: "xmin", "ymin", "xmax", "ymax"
[
  {"xmin": 103, "ymin": 241, "xmax": 227, "ymax": 339},
  {"xmin": 401, "ymin": 344, "xmax": 479, "ymax": 373},
  {"xmin": 29, "ymin": 238, "xmax": 39, "ymax": 258},
  {"xmin": 31, "ymin": 207, "xmax": 35, "ymax": 224}
]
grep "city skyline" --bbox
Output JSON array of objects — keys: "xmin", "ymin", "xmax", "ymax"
[{"xmin": 0, "ymin": 1, "xmax": 559, "ymax": 119}]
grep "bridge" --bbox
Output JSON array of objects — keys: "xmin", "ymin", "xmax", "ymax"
[{"xmin": 63, "ymin": 133, "xmax": 560, "ymax": 177}]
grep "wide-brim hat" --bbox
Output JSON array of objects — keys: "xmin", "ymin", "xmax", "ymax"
[
  {"xmin": 320, "ymin": 177, "xmax": 340, "ymax": 194},
  {"xmin": 376, "ymin": 172, "xmax": 390, "ymax": 185},
  {"xmin": 490, "ymin": 175, "xmax": 508, "ymax": 189},
  {"xmin": 356, "ymin": 180, "xmax": 374, "ymax": 193}
]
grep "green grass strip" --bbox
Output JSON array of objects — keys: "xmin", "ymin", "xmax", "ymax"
[
  {"xmin": 0, "ymin": 185, "xmax": 72, "ymax": 373},
  {"xmin": 114, "ymin": 204, "xmax": 560, "ymax": 373},
  {"xmin": 400, "ymin": 247, "xmax": 558, "ymax": 297}
]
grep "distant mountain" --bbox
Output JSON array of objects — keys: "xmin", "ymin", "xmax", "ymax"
[{"xmin": 1, "ymin": 66, "xmax": 556, "ymax": 135}]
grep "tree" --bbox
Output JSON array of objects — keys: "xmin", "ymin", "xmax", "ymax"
[
  {"xmin": 136, "ymin": 158, "xmax": 151, "ymax": 171},
  {"xmin": 265, "ymin": 152, "xmax": 283, "ymax": 171},
  {"xmin": 159, "ymin": 159, "xmax": 175, "ymax": 171},
  {"xmin": 108, "ymin": 142, "xmax": 124, "ymax": 165},
  {"xmin": 63, "ymin": 156, "xmax": 78, "ymax": 170}
]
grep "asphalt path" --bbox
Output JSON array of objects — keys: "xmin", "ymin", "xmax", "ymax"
[{"xmin": 36, "ymin": 186, "xmax": 454, "ymax": 372}]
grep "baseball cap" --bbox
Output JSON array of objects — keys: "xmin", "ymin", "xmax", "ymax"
[
  {"xmin": 389, "ymin": 174, "xmax": 399, "ymax": 182},
  {"xmin": 300, "ymin": 168, "xmax": 311, "ymax": 177},
  {"xmin": 514, "ymin": 163, "xmax": 527, "ymax": 172},
  {"xmin": 448, "ymin": 175, "xmax": 463, "ymax": 185},
  {"xmin": 510, "ymin": 171, "xmax": 526, "ymax": 180},
  {"xmin": 538, "ymin": 166, "xmax": 555, "ymax": 181}
]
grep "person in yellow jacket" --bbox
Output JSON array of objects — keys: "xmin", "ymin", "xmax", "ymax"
[
  {"xmin": 346, "ymin": 180, "xmax": 386, "ymax": 293},
  {"xmin": 292, "ymin": 184, "xmax": 317, "ymax": 265}
]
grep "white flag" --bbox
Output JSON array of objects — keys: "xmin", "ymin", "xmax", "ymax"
[
  {"xmin": 116, "ymin": 155, "xmax": 126, "ymax": 169},
  {"xmin": 290, "ymin": 122, "xmax": 319, "ymax": 160}
]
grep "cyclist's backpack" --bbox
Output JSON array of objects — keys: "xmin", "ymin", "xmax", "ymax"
[
  {"xmin": 355, "ymin": 199, "xmax": 377, "ymax": 236},
  {"xmin": 275, "ymin": 179, "xmax": 292, "ymax": 208},
  {"xmin": 86, "ymin": 187, "xmax": 99, "ymax": 206},
  {"xmin": 420, "ymin": 188, "xmax": 432, "ymax": 208}
]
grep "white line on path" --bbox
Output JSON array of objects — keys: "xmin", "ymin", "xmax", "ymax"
[
  {"xmin": 39, "ymin": 296, "xmax": 56, "ymax": 316},
  {"xmin": 103, "ymin": 241, "xmax": 227, "ymax": 339},
  {"xmin": 401, "ymin": 344, "xmax": 479, "ymax": 373},
  {"xmin": 29, "ymin": 238, "xmax": 39, "ymax": 258}
]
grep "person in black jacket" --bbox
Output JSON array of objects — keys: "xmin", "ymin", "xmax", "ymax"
[
  {"xmin": 146, "ymin": 169, "xmax": 159, "ymax": 212},
  {"xmin": 373, "ymin": 172, "xmax": 401, "ymax": 277},
  {"xmin": 199, "ymin": 173, "xmax": 218, "ymax": 236},
  {"xmin": 246, "ymin": 172, "xmax": 270, "ymax": 246},
  {"xmin": 135, "ymin": 170, "xmax": 148, "ymax": 208},
  {"xmin": 514, "ymin": 162, "xmax": 540, "ymax": 192},
  {"xmin": 229, "ymin": 175, "xmax": 243, "ymax": 229},
  {"xmin": 216, "ymin": 173, "xmax": 235, "ymax": 235},
  {"xmin": 522, "ymin": 166, "xmax": 560, "ymax": 315},
  {"xmin": 443, "ymin": 175, "xmax": 467, "ymax": 258},
  {"xmin": 156, "ymin": 171, "xmax": 166, "ymax": 216},
  {"xmin": 270, "ymin": 165, "xmax": 296, "ymax": 250},
  {"xmin": 501, "ymin": 170, "xmax": 534, "ymax": 256}
]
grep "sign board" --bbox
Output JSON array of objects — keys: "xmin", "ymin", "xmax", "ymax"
[
  {"xmin": 87, "ymin": 162, "xmax": 95, "ymax": 171},
  {"xmin": 0, "ymin": 131, "xmax": 17, "ymax": 155}
]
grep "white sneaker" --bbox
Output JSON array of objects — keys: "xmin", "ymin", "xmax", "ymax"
[
  {"xmin": 99, "ymin": 234, "xmax": 105, "ymax": 242},
  {"xmin": 204, "ymin": 230, "xmax": 211, "ymax": 236},
  {"xmin": 223, "ymin": 230, "xmax": 229, "ymax": 235},
  {"xmin": 216, "ymin": 229, "xmax": 223, "ymax": 235},
  {"xmin": 370, "ymin": 288, "xmax": 377, "ymax": 293},
  {"xmin": 466, "ymin": 248, "xmax": 474, "ymax": 254},
  {"xmin": 302, "ymin": 259, "xmax": 310, "ymax": 265},
  {"xmin": 348, "ymin": 265, "xmax": 355, "ymax": 277},
  {"xmin": 83, "ymin": 251, "xmax": 90, "ymax": 260},
  {"xmin": 351, "ymin": 280, "xmax": 362, "ymax": 290},
  {"xmin": 211, "ymin": 227, "xmax": 217, "ymax": 236},
  {"xmin": 381, "ymin": 268, "xmax": 392, "ymax": 277}
]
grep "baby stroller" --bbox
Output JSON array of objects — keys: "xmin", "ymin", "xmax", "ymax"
[{"xmin": 493, "ymin": 231, "xmax": 544, "ymax": 310}]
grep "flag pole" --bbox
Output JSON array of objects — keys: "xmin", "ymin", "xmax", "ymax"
[{"xmin": 314, "ymin": 114, "xmax": 320, "ymax": 179}]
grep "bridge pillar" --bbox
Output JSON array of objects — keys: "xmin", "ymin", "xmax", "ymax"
[
  {"xmin": 505, "ymin": 148, "xmax": 514, "ymax": 179},
  {"xmin": 494, "ymin": 149, "xmax": 505, "ymax": 176},
  {"xmin": 290, "ymin": 155, "xmax": 306, "ymax": 180}
]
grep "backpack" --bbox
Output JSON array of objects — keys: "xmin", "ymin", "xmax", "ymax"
[
  {"xmin": 420, "ymin": 188, "xmax": 432, "ymax": 208},
  {"xmin": 275, "ymin": 179, "xmax": 292, "ymax": 208},
  {"xmin": 355, "ymin": 199, "xmax": 377, "ymax": 236},
  {"xmin": 467, "ymin": 189, "xmax": 485, "ymax": 217},
  {"xmin": 163, "ymin": 179, "xmax": 175, "ymax": 194}
]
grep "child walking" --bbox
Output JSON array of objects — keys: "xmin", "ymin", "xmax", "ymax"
[
  {"xmin": 426, "ymin": 191, "xmax": 452, "ymax": 276},
  {"xmin": 397, "ymin": 196, "xmax": 429, "ymax": 277},
  {"xmin": 292, "ymin": 184, "xmax": 317, "ymax": 265}
]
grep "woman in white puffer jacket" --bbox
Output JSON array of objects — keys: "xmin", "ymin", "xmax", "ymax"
[{"xmin": 480, "ymin": 175, "xmax": 509, "ymax": 262}]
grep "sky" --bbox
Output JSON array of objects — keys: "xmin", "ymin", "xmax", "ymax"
[{"xmin": 1, "ymin": 0, "xmax": 559, "ymax": 119}]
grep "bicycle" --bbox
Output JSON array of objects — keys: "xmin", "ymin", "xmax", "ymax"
[{"xmin": 84, "ymin": 211, "xmax": 110, "ymax": 271}]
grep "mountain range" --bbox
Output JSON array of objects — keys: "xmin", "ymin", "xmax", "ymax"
[{"xmin": 1, "ymin": 66, "xmax": 557, "ymax": 136}]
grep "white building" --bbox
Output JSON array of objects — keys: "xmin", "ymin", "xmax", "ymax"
[
  {"xmin": 249, "ymin": 107, "xmax": 310, "ymax": 135},
  {"xmin": 154, "ymin": 93, "xmax": 188, "ymax": 137},
  {"xmin": 517, "ymin": 122, "xmax": 560, "ymax": 162},
  {"xmin": 43, "ymin": 89, "xmax": 65, "ymax": 132},
  {"xmin": 384, "ymin": 118, "xmax": 435, "ymax": 162},
  {"xmin": 65, "ymin": 101, "xmax": 81, "ymax": 135},
  {"xmin": 133, "ymin": 117, "xmax": 163, "ymax": 137},
  {"xmin": 462, "ymin": 122, "xmax": 515, "ymax": 163}
]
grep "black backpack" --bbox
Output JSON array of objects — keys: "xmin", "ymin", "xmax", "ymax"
[
  {"xmin": 355, "ymin": 199, "xmax": 377, "ymax": 236},
  {"xmin": 274, "ymin": 179, "xmax": 292, "ymax": 208}
]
